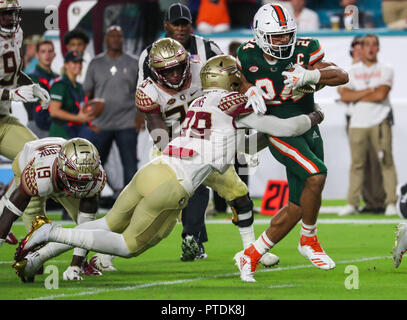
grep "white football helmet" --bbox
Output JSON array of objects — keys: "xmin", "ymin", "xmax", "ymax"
[{"xmin": 252, "ymin": 3, "xmax": 297, "ymax": 59}]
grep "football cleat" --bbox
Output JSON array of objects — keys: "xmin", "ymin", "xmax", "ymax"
[
  {"xmin": 180, "ymin": 235, "xmax": 200, "ymax": 261},
  {"xmin": 89, "ymin": 254, "xmax": 117, "ymax": 272},
  {"xmin": 12, "ymin": 251, "xmax": 42, "ymax": 283},
  {"xmin": 259, "ymin": 252, "xmax": 280, "ymax": 267},
  {"xmin": 233, "ymin": 245, "xmax": 262, "ymax": 282},
  {"xmin": 196, "ymin": 242, "xmax": 208, "ymax": 260},
  {"xmin": 397, "ymin": 183, "xmax": 407, "ymax": 219},
  {"xmin": 82, "ymin": 260, "xmax": 103, "ymax": 275},
  {"xmin": 298, "ymin": 235, "xmax": 335, "ymax": 270},
  {"xmin": 6, "ymin": 231, "xmax": 18, "ymax": 245},
  {"xmin": 15, "ymin": 215, "xmax": 52, "ymax": 261},
  {"xmin": 393, "ymin": 223, "xmax": 407, "ymax": 268}
]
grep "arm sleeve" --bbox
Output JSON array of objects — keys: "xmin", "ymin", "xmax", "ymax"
[
  {"xmin": 50, "ymin": 82, "xmax": 65, "ymax": 102},
  {"xmin": 236, "ymin": 113, "xmax": 312, "ymax": 137},
  {"xmin": 379, "ymin": 65, "xmax": 394, "ymax": 88}
]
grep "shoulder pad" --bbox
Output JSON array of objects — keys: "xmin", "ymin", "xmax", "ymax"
[
  {"xmin": 218, "ymin": 93, "xmax": 251, "ymax": 117},
  {"xmin": 136, "ymin": 88, "xmax": 161, "ymax": 113},
  {"xmin": 20, "ymin": 159, "xmax": 39, "ymax": 197}
]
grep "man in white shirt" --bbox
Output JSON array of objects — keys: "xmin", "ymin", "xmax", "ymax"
[
  {"xmin": 338, "ymin": 34, "xmax": 398, "ymax": 216},
  {"xmin": 291, "ymin": 0, "xmax": 319, "ymax": 31}
]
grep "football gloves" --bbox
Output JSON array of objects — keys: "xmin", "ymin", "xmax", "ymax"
[
  {"xmin": 282, "ymin": 64, "xmax": 321, "ymax": 91},
  {"xmin": 33, "ymin": 84, "xmax": 51, "ymax": 109},
  {"xmin": 244, "ymin": 85, "xmax": 272, "ymax": 115},
  {"xmin": 9, "ymin": 84, "xmax": 51, "ymax": 108},
  {"xmin": 9, "ymin": 84, "xmax": 37, "ymax": 103}
]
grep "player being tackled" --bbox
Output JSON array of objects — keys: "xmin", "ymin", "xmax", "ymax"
[
  {"xmin": 234, "ymin": 3, "xmax": 348, "ymax": 282},
  {"xmin": 12, "ymin": 54, "xmax": 324, "ymax": 282}
]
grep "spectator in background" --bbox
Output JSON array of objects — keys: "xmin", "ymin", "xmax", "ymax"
[
  {"xmin": 331, "ymin": 0, "xmax": 374, "ymax": 29},
  {"xmin": 63, "ymin": 29, "xmax": 91, "ymax": 83},
  {"xmin": 383, "ymin": 0, "xmax": 407, "ymax": 29},
  {"xmin": 25, "ymin": 39, "xmax": 59, "ymax": 139},
  {"xmin": 339, "ymin": 36, "xmax": 386, "ymax": 214},
  {"xmin": 291, "ymin": 0, "xmax": 320, "ymax": 31},
  {"xmin": 83, "ymin": 26, "xmax": 139, "ymax": 192},
  {"xmin": 338, "ymin": 34, "xmax": 397, "ymax": 216},
  {"xmin": 48, "ymin": 50, "xmax": 96, "ymax": 141},
  {"xmin": 23, "ymin": 34, "xmax": 42, "ymax": 74},
  {"xmin": 137, "ymin": 3, "xmax": 223, "ymax": 262},
  {"xmin": 196, "ymin": 0, "xmax": 231, "ymax": 33}
]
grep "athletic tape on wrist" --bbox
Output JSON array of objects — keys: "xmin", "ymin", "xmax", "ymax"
[{"xmin": 5, "ymin": 198, "xmax": 23, "ymax": 217}]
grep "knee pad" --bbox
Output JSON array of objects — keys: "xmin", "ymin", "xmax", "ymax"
[{"xmin": 228, "ymin": 193, "xmax": 253, "ymax": 228}]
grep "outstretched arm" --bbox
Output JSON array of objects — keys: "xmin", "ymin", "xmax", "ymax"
[{"xmin": 0, "ymin": 185, "xmax": 31, "ymax": 241}]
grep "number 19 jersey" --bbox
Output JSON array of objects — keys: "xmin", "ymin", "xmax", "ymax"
[{"xmin": 236, "ymin": 37, "xmax": 324, "ymax": 119}]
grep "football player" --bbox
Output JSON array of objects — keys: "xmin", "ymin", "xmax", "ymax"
[
  {"xmin": 233, "ymin": 3, "xmax": 348, "ymax": 282},
  {"xmin": 0, "ymin": 0, "xmax": 51, "ymax": 244},
  {"xmin": 136, "ymin": 38, "xmax": 278, "ymax": 266},
  {"xmin": 12, "ymin": 55, "xmax": 324, "ymax": 282},
  {"xmin": 0, "ymin": 137, "xmax": 107, "ymax": 281}
]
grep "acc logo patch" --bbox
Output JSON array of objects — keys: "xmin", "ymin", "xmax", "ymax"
[
  {"xmin": 168, "ymin": 98, "xmax": 176, "ymax": 105},
  {"xmin": 249, "ymin": 66, "xmax": 259, "ymax": 73}
]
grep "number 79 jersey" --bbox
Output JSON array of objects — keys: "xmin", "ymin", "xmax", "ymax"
[
  {"xmin": 0, "ymin": 28, "xmax": 24, "ymax": 115},
  {"xmin": 236, "ymin": 37, "xmax": 324, "ymax": 119}
]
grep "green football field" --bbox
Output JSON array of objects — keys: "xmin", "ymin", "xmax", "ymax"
[{"xmin": 1, "ymin": 199, "xmax": 407, "ymax": 301}]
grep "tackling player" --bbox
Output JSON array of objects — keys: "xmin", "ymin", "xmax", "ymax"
[
  {"xmin": 11, "ymin": 54, "xmax": 324, "ymax": 282},
  {"xmin": 137, "ymin": 38, "xmax": 278, "ymax": 266},
  {"xmin": 233, "ymin": 3, "xmax": 348, "ymax": 282},
  {"xmin": 0, "ymin": 0, "xmax": 51, "ymax": 244},
  {"xmin": 0, "ymin": 137, "xmax": 107, "ymax": 281}
]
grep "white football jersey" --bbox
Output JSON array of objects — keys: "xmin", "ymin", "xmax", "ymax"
[
  {"xmin": 159, "ymin": 89, "xmax": 250, "ymax": 194},
  {"xmin": 136, "ymin": 61, "xmax": 203, "ymax": 137},
  {"xmin": 0, "ymin": 28, "xmax": 23, "ymax": 115},
  {"xmin": 16, "ymin": 137, "xmax": 105, "ymax": 198}
]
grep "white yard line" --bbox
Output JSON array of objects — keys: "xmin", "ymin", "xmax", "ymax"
[{"xmin": 29, "ymin": 255, "xmax": 389, "ymax": 300}]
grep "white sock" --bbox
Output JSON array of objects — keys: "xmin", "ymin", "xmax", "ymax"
[
  {"xmin": 74, "ymin": 212, "xmax": 97, "ymax": 257},
  {"xmin": 239, "ymin": 225, "xmax": 256, "ymax": 249},
  {"xmin": 49, "ymin": 225, "xmax": 131, "ymax": 258},
  {"xmin": 36, "ymin": 242, "xmax": 73, "ymax": 264},
  {"xmin": 301, "ymin": 222, "xmax": 317, "ymax": 237},
  {"xmin": 252, "ymin": 231, "xmax": 274, "ymax": 255}
]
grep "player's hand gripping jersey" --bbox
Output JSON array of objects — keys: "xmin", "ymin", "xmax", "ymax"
[
  {"xmin": 236, "ymin": 37, "xmax": 324, "ymax": 119},
  {"xmin": 14, "ymin": 137, "xmax": 105, "ymax": 198},
  {"xmin": 136, "ymin": 60, "xmax": 203, "ymax": 138}
]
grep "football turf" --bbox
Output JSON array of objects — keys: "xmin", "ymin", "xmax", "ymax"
[{"xmin": 1, "ymin": 203, "xmax": 407, "ymax": 300}]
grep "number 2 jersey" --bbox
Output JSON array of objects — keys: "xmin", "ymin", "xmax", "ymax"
[
  {"xmin": 14, "ymin": 137, "xmax": 106, "ymax": 198},
  {"xmin": 135, "ymin": 60, "xmax": 204, "ymax": 138},
  {"xmin": 0, "ymin": 28, "xmax": 24, "ymax": 115},
  {"xmin": 236, "ymin": 37, "xmax": 324, "ymax": 119}
]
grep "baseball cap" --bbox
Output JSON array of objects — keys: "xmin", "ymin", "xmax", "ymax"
[
  {"xmin": 64, "ymin": 50, "xmax": 84, "ymax": 63},
  {"xmin": 165, "ymin": 3, "xmax": 192, "ymax": 24}
]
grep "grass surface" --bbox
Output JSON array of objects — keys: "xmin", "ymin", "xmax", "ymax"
[{"xmin": 0, "ymin": 202, "xmax": 406, "ymax": 301}]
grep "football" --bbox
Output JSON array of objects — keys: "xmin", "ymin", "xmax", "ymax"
[
  {"xmin": 287, "ymin": 65, "xmax": 325, "ymax": 94},
  {"xmin": 259, "ymin": 252, "xmax": 280, "ymax": 267},
  {"xmin": 84, "ymin": 98, "xmax": 105, "ymax": 118}
]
